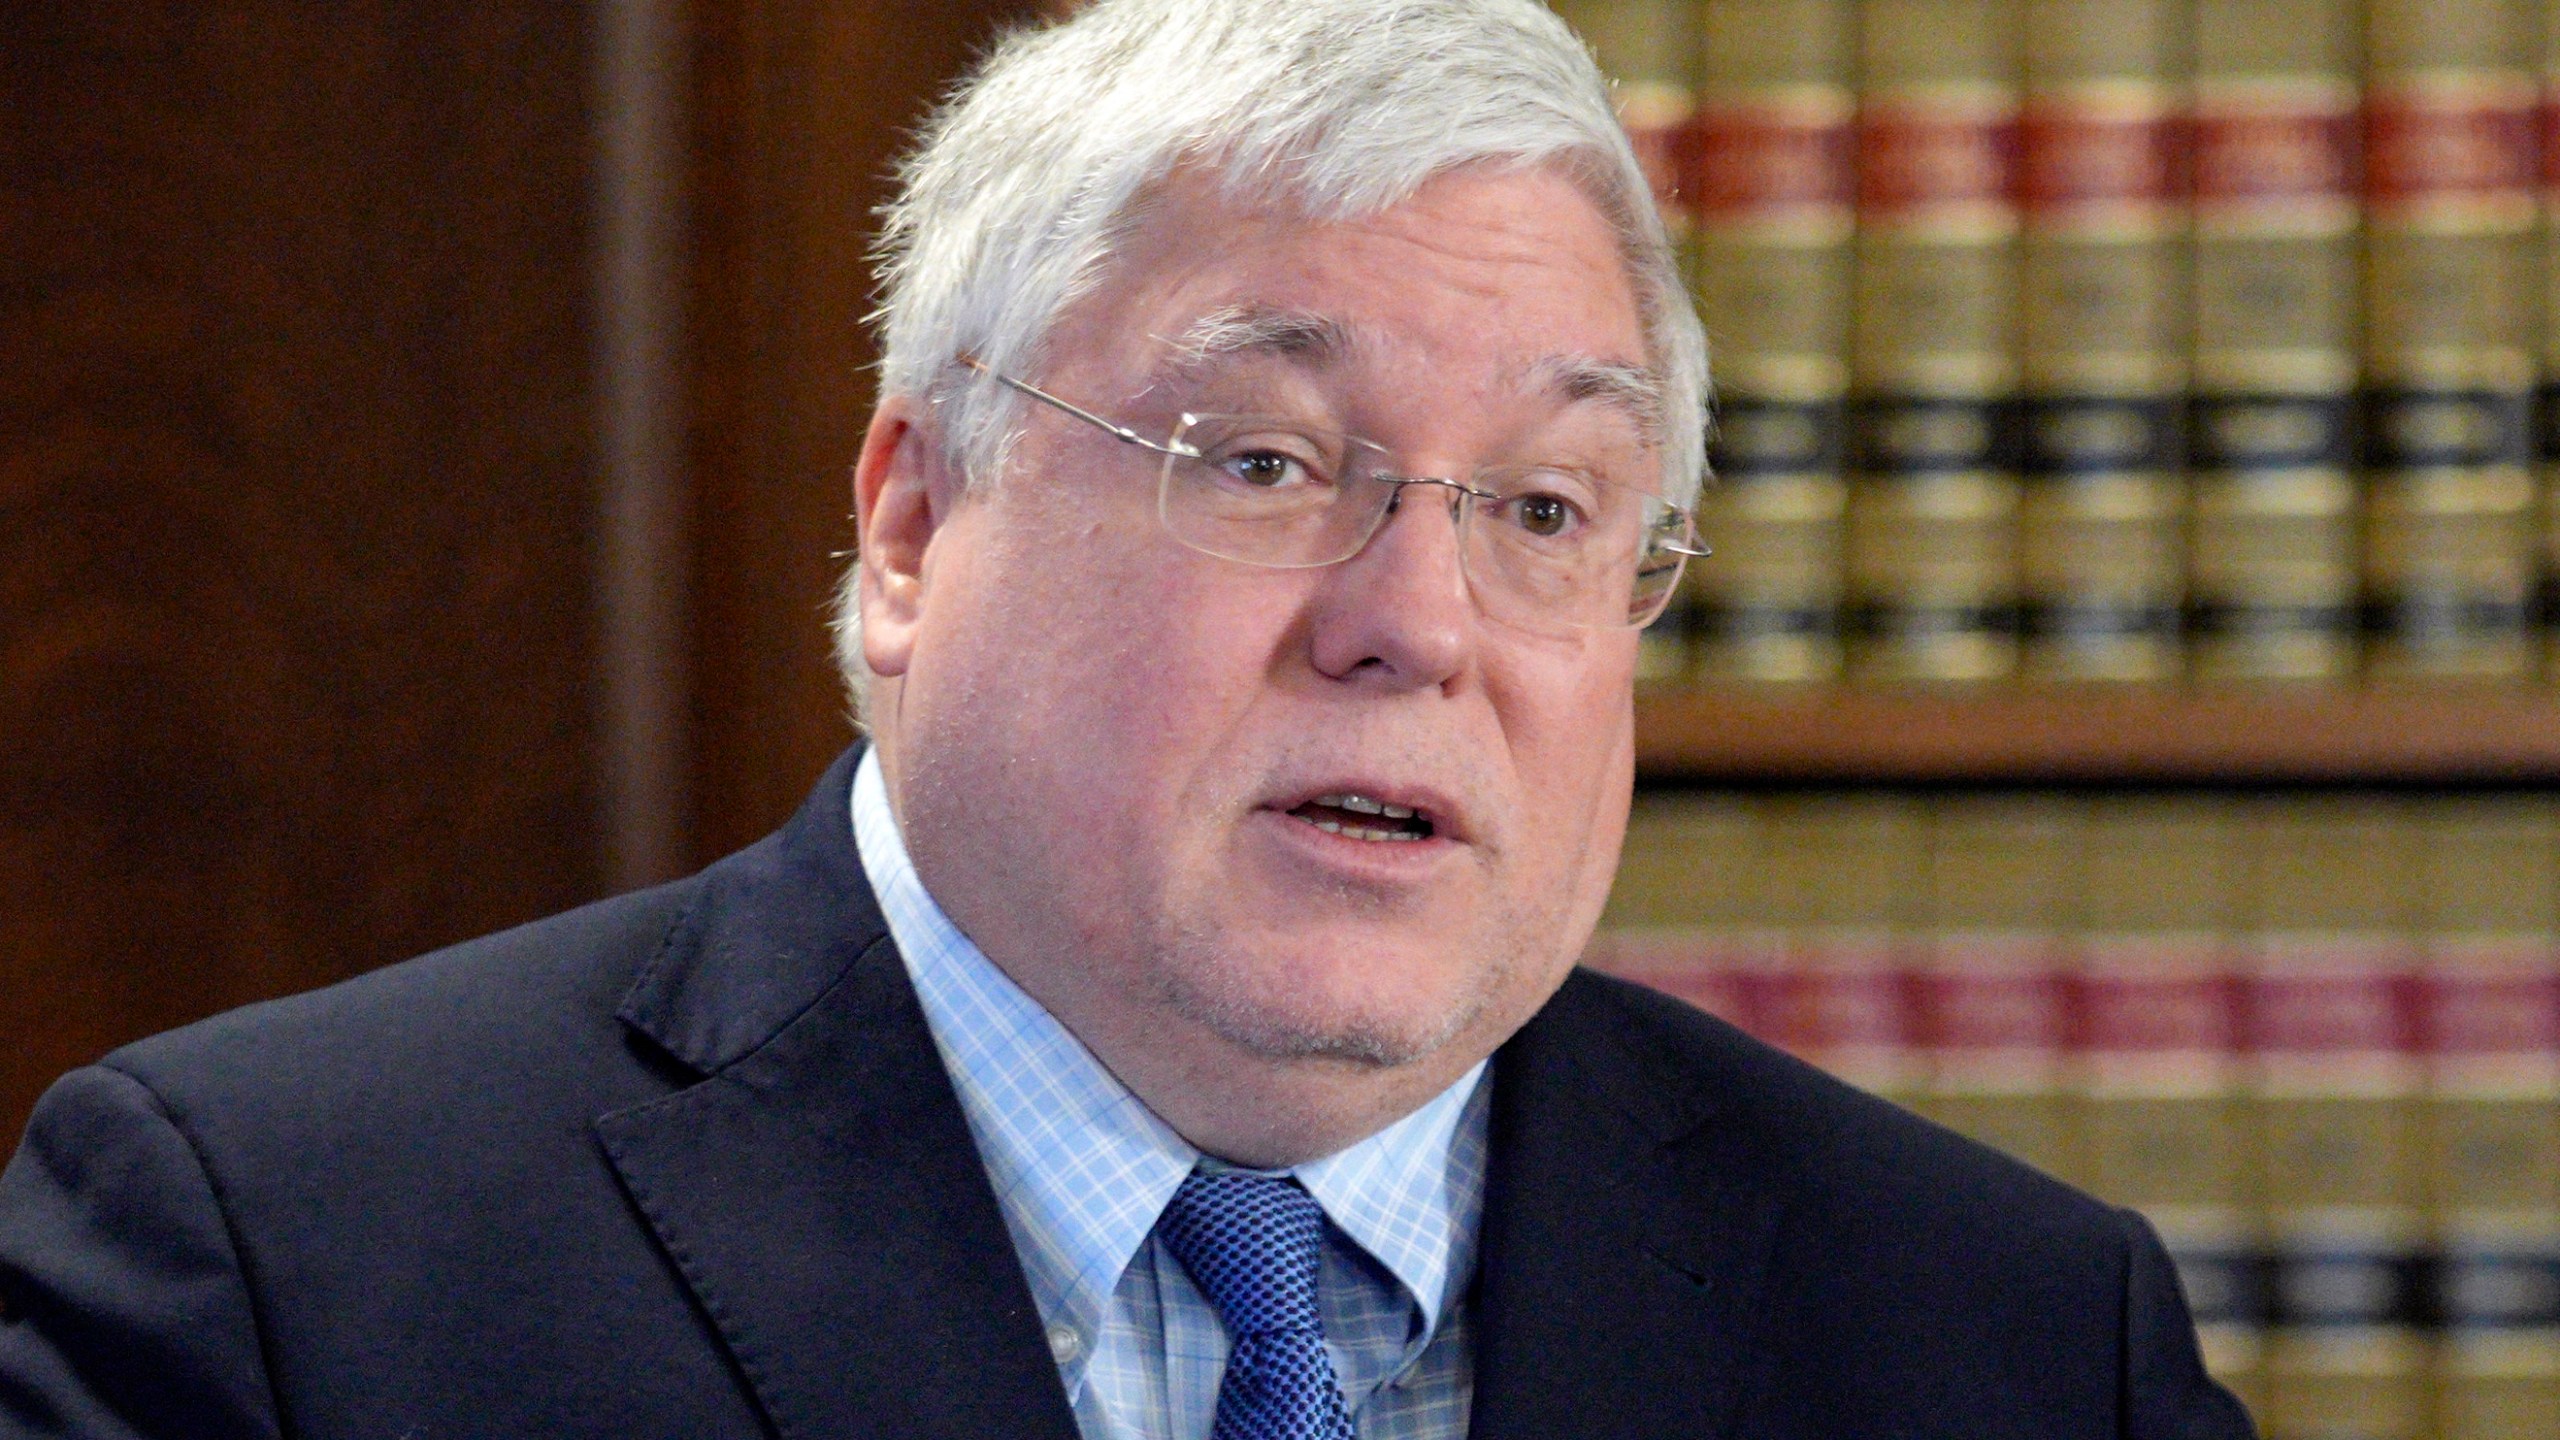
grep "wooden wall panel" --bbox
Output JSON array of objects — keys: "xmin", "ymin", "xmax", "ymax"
[
  {"xmin": 0, "ymin": 5, "xmax": 600, "ymax": 1142},
  {"xmin": 685, "ymin": 0, "xmax": 1043, "ymax": 860},
  {"xmin": 0, "ymin": 0, "xmax": 1047, "ymax": 1147}
]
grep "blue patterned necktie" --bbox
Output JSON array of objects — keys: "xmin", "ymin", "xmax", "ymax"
[{"xmin": 1158, "ymin": 1169, "xmax": 1360, "ymax": 1440}]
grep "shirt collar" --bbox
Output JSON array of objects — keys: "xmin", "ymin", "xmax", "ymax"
[{"xmin": 851, "ymin": 748, "xmax": 1486, "ymax": 1361}]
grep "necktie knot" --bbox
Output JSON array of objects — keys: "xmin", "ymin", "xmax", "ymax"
[
  {"xmin": 1159, "ymin": 1171, "xmax": 1328, "ymax": 1337},
  {"xmin": 1157, "ymin": 1168, "xmax": 1359, "ymax": 1440}
]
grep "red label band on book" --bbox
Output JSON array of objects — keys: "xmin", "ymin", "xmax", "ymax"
[
  {"xmin": 2246, "ymin": 950, "xmax": 2418, "ymax": 1055},
  {"xmin": 2192, "ymin": 94, "xmax": 2356, "ymax": 215},
  {"xmin": 2418, "ymin": 956, "xmax": 2560, "ymax": 1055},
  {"xmin": 2364, "ymin": 77, "xmax": 2538, "ymax": 212},
  {"xmin": 2018, "ymin": 95, "xmax": 2181, "ymax": 218},
  {"xmin": 1684, "ymin": 96, "xmax": 1855, "ymax": 223},
  {"xmin": 1584, "ymin": 928, "xmax": 1771, "ymax": 1031},
  {"xmin": 2077, "ymin": 967, "xmax": 2239, "ymax": 1055},
  {"xmin": 2544, "ymin": 89, "xmax": 2560, "ymax": 193},
  {"xmin": 1757, "ymin": 940, "xmax": 1909, "ymax": 1053},
  {"xmin": 1912, "ymin": 939, "xmax": 2067, "ymax": 1051},
  {"xmin": 1856, "ymin": 97, "xmax": 2017, "ymax": 218}
]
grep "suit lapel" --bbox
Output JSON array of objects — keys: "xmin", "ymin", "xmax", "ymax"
[
  {"xmin": 1466, "ymin": 974, "xmax": 1792, "ymax": 1440},
  {"xmin": 593, "ymin": 749, "xmax": 1081, "ymax": 1440}
]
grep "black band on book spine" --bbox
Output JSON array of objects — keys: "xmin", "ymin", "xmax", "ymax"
[
  {"xmin": 2020, "ymin": 394, "xmax": 2186, "ymax": 477},
  {"xmin": 2436, "ymin": 1245, "xmax": 2560, "ymax": 1331},
  {"xmin": 1843, "ymin": 600, "xmax": 2023, "ymax": 642},
  {"xmin": 2032, "ymin": 600, "xmax": 2184, "ymax": 645},
  {"xmin": 2365, "ymin": 593, "xmax": 2536, "ymax": 641},
  {"xmin": 1694, "ymin": 602, "xmax": 1840, "ymax": 642},
  {"xmin": 2364, "ymin": 388, "xmax": 2532, "ymax": 470},
  {"xmin": 2532, "ymin": 382, "xmax": 2560, "ymax": 464},
  {"xmin": 1711, "ymin": 395, "xmax": 1848, "ymax": 478},
  {"xmin": 2190, "ymin": 599, "xmax": 2360, "ymax": 641},
  {"xmin": 2192, "ymin": 392, "xmax": 2356, "ymax": 472},
  {"xmin": 1849, "ymin": 394, "xmax": 2018, "ymax": 475},
  {"xmin": 2268, "ymin": 1242, "xmax": 2434, "ymax": 1330},
  {"xmin": 2167, "ymin": 1243, "xmax": 2271, "ymax": 1331}
]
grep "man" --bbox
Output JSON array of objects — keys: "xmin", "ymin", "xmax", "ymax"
[{"xmin": 0, "ymin": 1, "xmax": 2252, "ymax": 1436}]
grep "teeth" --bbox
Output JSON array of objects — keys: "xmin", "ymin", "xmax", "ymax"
[
  {"xmin": 1312, "ymin": 793, "xmax": 1419, "ymax": 821},
  {"xmin": 1302, "ymin": 815, "xmax": 1423, "ymax": 842}
]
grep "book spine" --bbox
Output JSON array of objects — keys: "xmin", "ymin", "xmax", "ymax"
[
  {"xmin": 2249, "ymin": 932, "xmax": 2431, "ymax": 1440},
  {"xmin": 1914, "ymin": 928, "xmax": 2072, "ymax": 1171},
  {"xmin": 1584, "ymin": 924, "xmax": 1772, "ymax": 1030},
  {"xmin": 1912, "ymin": 798, "xmax": 2077, "ymax": 1182},
  {"xmin": 2363, "ymin": 0, "xmax": 2543, "ymax": 681},
  {"xmin": 1557, "ymin": 1, "xmax": 1704, "ymax": 684},
  {"xmin": 1585, "ymin": 792, "xmax": 1767, "ymax": 1030},
  {"xmin": 2413, "ymin": 798, "xmax": 2560, "ymax": 1439},
  {"xmin": 1756, "ymin": 795, "xmax": 1923, "ymax": 1098},
  {"xmin": 1688, "ymin": 0, "xmax": 1858, "ymax": 685},
  {"xmin": 2189, "ymin": 0, "xmax": 2365, "ymax": 684},
  {"xmin": 1845, "ymin": 0, "xmax": 2023, "ymax": 683},
  {"xmin": 1760, "ymin": 926, "xmax": 1917, "ymax": 1096},
  {"xmin": 2073, "ymin": 797, "xmax": 2263, "ymax": 1414},
  {"xmin": 2543, "ymin": 2, "xmax": 2560, "ymax": 680},
  {"xmin": 2419, "ymin": 936, "xmax": 2560, "ymax": 1439},
  {"xmin": 2076, "ymin": 929, "xmax": 2266, "ymax": 1412},
  {"xmin": 2016, "ymin": 0, "xmax": 2190, "ymax": 683}
]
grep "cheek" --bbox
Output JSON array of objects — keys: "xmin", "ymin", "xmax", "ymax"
[
  {"xmin": 1494, "ymin": 645, "xmax": 1637, "ymax": 887},
  {"xmin": 945, "ymin": 510, "xmax": 1294, "ymax": 827}
]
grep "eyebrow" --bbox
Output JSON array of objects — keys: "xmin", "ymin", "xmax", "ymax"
[
  {"xmin": 1149, "ymin": 302, "xmax": 1664, "ymax": 432},
  {"xmin": 1535, "ymin": 355, "xmax": 1666, "ymax": 434},
  {"xmin": 1157, "ymin": 303, "xmax": 1355, "ymax": 377}
]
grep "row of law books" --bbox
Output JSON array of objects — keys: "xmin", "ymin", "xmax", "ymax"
[
  {"xmin": 1552, "ymin": 0, "xmax": 2560, "ymax": 688},
  {"xmin": 1586, "ymin": 788, "xmax": 2560, "ymax": 1439}
]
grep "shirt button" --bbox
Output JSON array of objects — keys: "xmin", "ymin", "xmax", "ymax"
[{"xmin": 1047, "ymin": 1324, "xmax": 1083, "ymax": 1364}]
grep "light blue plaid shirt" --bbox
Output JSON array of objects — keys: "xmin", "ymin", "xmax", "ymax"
[{"xmin": 852, "ymin": 751, "xmax": 1486, "ymax": 1440}]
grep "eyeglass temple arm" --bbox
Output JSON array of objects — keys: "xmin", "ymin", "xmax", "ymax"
[{"xmin": 957, "ymin": 354, "xmax": 1192, "ymax": 459}]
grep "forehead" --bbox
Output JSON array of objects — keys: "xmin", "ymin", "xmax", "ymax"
[{"xmin": 1046, "ymin": 164, "xmax": 1649, "ymax": 403}]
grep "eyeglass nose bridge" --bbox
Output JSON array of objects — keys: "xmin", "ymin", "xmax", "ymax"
[
  {"xmin": 1361, "ymin": 470, "xmax": 1499, "ymax": 552},
  {"xmin": 1338, "ymin": 471, "xmax": 1504, "ymax": 600},
  {"xmin": 1372, "ymin": 471, "xmax": 1502, "ymax": 510}
]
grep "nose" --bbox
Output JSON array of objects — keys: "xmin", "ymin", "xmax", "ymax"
[{"xmin": 1303, "ymin": 478, "xmax": 1478, "ymax": 690}]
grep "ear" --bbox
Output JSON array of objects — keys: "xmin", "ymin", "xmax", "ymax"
[{"xmin": 852, "ymin": 394, "xmax": 963, "ymax": 679}]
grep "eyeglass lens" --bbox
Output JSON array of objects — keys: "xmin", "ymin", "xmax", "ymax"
[{"xmin": 1160, "ymin": 414, "xmax": 1690, "ymax": 632}]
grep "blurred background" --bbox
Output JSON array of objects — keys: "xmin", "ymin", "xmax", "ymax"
[
  {"xmin": 5, "ymin": 2, "xmax": 2558, "ymax": 1436},
  {"xmin": 1, "ymin": 0, "xmax": 1056, "ymax": 1140}
]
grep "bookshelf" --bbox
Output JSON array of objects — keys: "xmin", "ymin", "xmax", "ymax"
[
  {"xmin": 1560, "ymin": 0, "xmax": 2560, "ymax": 1422},
  {"xmin": 1634, "ymin": 686, "xmax": 2560, "ymax": 784}
]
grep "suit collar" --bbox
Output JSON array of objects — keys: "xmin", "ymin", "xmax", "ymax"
[
  {"xmin": 597, "ymin": 746, "xmax": 1081, "ymax": 1440},
  {"xmin": 613, "ymin": 747, "xmax": 886, "ymax": 1076},
  {"xmin": 1467, "ymin": 971, "xmax": 1790, "ymax": 1440},
  {"xmin": 599, "ymin": 748, "xmax": 1791, "ymax": 1438}
]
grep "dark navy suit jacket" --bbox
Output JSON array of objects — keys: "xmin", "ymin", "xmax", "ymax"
[{"xmin": 0, "ymin": 749, "xmax": 2253, "ymax": 1437}]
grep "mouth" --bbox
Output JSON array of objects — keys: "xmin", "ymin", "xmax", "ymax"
[{"xmin": 1283, "ymin": 792, "xmax": 1438, "ymax": 844}]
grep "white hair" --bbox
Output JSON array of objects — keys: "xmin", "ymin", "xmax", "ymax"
[{"xmin": 831, "ymin": 0, "xmax": 1711, "ymax": 716}]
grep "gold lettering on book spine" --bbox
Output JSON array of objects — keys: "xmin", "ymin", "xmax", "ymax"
[
  {"xmin": 1846, "ymin": 0, "xmax": 2022, "ymax": 684},
  {"xmin": 2015, "ymin": 0, "xmax": 2184, "ymax": 684},
  {"xmin": 2190, "ymin": 0, "xmax": 2362, "ymax": 683},
  {"xmin": 1689, "ymin": 0, "xmax": 1856, "ymax": 684},
  {"xmin": 2363, "ymin": 0, "xmax": 2541, "ymax": 682},
  {"xmin": 2247, "ymin": 800, "xmax": 2429, "ymax": 1440}
]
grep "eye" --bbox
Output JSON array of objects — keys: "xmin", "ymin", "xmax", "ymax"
[
  {"xmin": 1506, "ymin": 490, "xmax": 1585, "ymax": 539},
  {"xmin": 1223, "ymin": 448, "xmax": 1312, "ymax": 489},
  {"xmin": 1194, "ymin": 422, "xmax": 1341, "ymax": 493}
]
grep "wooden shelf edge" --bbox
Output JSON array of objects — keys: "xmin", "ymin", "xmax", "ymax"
[{"xmin": 1634, "ymin": 686, "xmax": 2560, "ymax": 784}]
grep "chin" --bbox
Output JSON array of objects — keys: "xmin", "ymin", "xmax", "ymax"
[{"xmin": 1147, "ymin": 927, "xmax": 1515, "ymax": 1069}]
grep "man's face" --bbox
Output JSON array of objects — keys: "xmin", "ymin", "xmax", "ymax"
[{"xmin": 873, "ymin": 164, "xmax": 1650, "ymax": 1129}]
